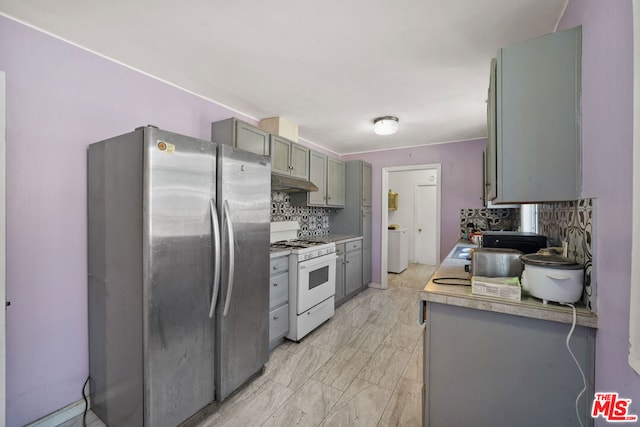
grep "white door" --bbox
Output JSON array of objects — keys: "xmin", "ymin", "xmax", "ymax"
[{"xmin": 414, "ymin": 184, "xmax": 437, "ymax": 265}]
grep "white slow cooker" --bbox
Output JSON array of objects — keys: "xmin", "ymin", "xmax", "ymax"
[{"xmin": 520, "ymin": 253, "xmax": 584, "ymax": 305}]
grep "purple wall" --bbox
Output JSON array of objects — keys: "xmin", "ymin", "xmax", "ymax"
[
  {"xmin": 0, "ymin": 16, "xmax": 262, "ymax": 426},
  {"xmin": 558, "ymin": 0, "xmax": 639, "ymax": 421},
  {"xmin": 343, "ymin": 139, "xmax": 486, "ymax": 284},
  {"xmin": 2, "ymin": 0, "xmax": 636, "ymax": 423}
]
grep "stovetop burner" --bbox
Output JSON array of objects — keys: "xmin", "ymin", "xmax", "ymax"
[
  {"xmin": 271, "ymin": 239, "xmax": 328, "ymax": 249},
  {"xmin": 270, "ymin": 238, "xmax": 336, "ymax": 259}
]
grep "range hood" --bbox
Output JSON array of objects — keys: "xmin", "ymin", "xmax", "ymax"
[{"xmin": 271, "ymin": 173, "xmax": 319, "ymax": 193}]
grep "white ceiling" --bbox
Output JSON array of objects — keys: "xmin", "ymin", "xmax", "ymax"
[{"xmin": 0, "ymin": 0, "xmax": 567, "ymax": 154}]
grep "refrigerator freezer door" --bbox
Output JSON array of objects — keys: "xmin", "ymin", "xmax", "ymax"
[
  {"xmin": 216, "ymin": 144, "xmax": 271, "ymax": 400},
  {"xmin": 144, "ymin": 128, "xmax": 216, "ymax": 426}
]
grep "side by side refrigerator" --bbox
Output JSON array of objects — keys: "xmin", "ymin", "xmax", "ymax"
[{"xmin": 88, "ymin": 126, "xmax": 270, "ymax": 426}]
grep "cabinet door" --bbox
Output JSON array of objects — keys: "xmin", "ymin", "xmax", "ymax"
[
  {"xmin": 290, "ymin": 143, "xmax": 309, "ymax": 179},
  {"xmin": 308, "ymin": 151, "xmax": 327, "ymax": 206},
  {"xmin": 327, "ymin": 158, "xmax": 345, "ymax": 207},
  {"xmin": 485, "ymin": 59, "xmax": 497, "ymax": 202},
  {"xmin": 345, "ymin": 249, "xmax": 363, "ymax": 296},
  {"xmin": 269, "ymin": 304, "xmax": 289, "ymax": 345},
  {"xmin": 335, "ymin": 253, "xmax": 346, "ymax": 306},
  {"xmin": 269, "ymin": 272, "xmax": 289, "ymax": 310},
  {"xmin": 235, "ymin": 121, "xmax": 270, "ymax": 156},
  {"xmin": 362, "ymin": 162, "xmax": 372, "ymax": 207},
  {"xmin": 362, "ymin": 208, "xmax": 371, "ymax": 249},
  {"xmin": 270, "ymin": 136, "xmax": 291, "ymax": 176},
  {"xmin": 363, "ymin": 247, "xmax": 371, "ymax": 286},
  {"xmin": 497, "ymin": 26, "xmax": 581, "ymax": 203}
]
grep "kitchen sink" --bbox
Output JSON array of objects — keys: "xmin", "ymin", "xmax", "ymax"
[{"xmin": 451, "ymin": 246, "xmax": 473, "ymax": 260}]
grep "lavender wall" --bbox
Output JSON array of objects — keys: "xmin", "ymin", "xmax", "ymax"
[
  {"xmin": 559, "ymin": 0, "xmax": 639, "ymax": 419},
  {"xmin": 343, "ymin": 139, "xmax": 486, "ymax": 284},
  {"xmin": 0, "ymin": 16, "xmax": 268, "ymax": 426}
]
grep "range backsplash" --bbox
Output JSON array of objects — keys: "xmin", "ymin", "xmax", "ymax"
[
  {"xmin": 271, "ymin": 192, "xmax": 330, "ymax": 238},
  {"xmin": 538, "ymin": 198, "xmax": 595, "ymax": 312},
  {"xmin": 459, "ymin": 208, "xmax": 520, "ymax": 238}
]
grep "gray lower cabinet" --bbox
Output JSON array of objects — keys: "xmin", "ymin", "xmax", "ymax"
[
  {"xmin": 345, "ymin": 241, "xmax": 363, "ymax": 296},
  {"xmin": 362, "ymin": 247, "xmax": 371, "ymax": 287},
  {"xmin": 211, "ymin": 118, "xmax": 270, "ymax": 156},
  {"xmin": 334, "ymin": 239, "xmax": 363, "ymax": 307},
  {"xmin": 489, "ymin": 25, "xmax": 581, "ymax": 204},
  {"xmin": 269, "ymin": 255, "xmax": 289, "ymax": 349},
  {"xmin": 423, "ymin": 302, "xmax": 595, "ymax": 427},
  {"xmin": 335, "ymin": 244, "xmax": 346, "ymax": 306}
]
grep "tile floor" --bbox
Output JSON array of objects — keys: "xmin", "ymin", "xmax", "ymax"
[{"xmin": 62, "ymin": 263, "xmax": 437, "ymax": 427}]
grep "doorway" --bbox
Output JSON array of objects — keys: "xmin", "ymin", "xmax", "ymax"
[{"xmin": 381, "ymin": 164, "xmax": 441, "ymax": 288}]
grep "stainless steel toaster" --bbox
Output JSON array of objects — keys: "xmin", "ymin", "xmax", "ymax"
[{"xmin": 468, "ymin": 248, "xmax": 523, "ymax": 277}]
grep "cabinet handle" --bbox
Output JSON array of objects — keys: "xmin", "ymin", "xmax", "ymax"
[
  {"xmin": 273, "ymin": 282, "xmax": 278, "ymax": 287},
  {"xmin": 273, "ymin": 315, "xmax": 279, "ymax": 320},
  {"xmin": 273, "ymin": 265, "xmax": 278, "ymax": 270},
  {"xmin": 328, "ymin": 196, "xmax": 331, "ymax": 200}
]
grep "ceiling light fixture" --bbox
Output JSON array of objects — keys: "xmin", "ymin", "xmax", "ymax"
[{"xmin": 373, "ymin": 116, "xmax": 399, "ymax": 135}]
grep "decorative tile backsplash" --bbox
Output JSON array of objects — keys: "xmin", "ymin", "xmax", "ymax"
[
  {"xmin": 271, "ymin": 192, "xmax": 330, "ymax": 238},
  {"xmin": 538, "ymin": 198, "xmax": 596, "ymax": 312},
  {"xmin": 459, "ymin": 208, "xmax": 520, "ymax": 238}
]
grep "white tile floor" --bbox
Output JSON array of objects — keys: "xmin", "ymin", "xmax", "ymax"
[{"xmin": 62, "ymin": 264, "xmax": 437, "ymax": 427}]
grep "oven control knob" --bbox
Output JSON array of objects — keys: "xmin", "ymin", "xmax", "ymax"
[{"xmin": 305, "ymin": 253, "xmax": 311, "ymax": 260}]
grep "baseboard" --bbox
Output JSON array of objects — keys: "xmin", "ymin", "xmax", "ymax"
[
  {"xmin": 368, "ymin": 282, "xmax": 387, "ymax": 290},
  {"xmin": 26, "ymin": 398, "xmax": 89, "ymax": 427}
]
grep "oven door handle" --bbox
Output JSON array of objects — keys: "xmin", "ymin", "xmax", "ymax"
[
  {"xmin": 299, "ymin": 255, "xmax": 338, "ymax": 269},
  {"xmin": 222, "ymin": 200, "xmax": 235, "ymax": 317},
  {"xmin": 208, "ymin": 198, "xmax": 221, "ymax": 318}
]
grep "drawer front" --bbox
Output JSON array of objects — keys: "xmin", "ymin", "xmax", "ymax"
[
  {"xmin": 270, "ymin": 272, "xmax": 289, "ymax": 309},
  {"xmin": 335, "ymin": 243, "xmax": 346, "ymax": 255},
  {"xmin": 346, "ymin": 240, "xmax": 362, "ymax": 251},
  {"xmin": 270, "ymin": 256, "xmax": 289, "ymax": 274},
  {"xmin": 269, "ymin": 304, "xmax": 289, "ymax": 342}
]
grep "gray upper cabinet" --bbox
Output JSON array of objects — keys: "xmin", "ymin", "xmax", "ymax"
[
  {"xmin": 270, "ymin": 135, "xmax": 309, "ymax": 179},
  {"xmin": 362, "ymin": 163, "xmax": 372, "ymax": 207},
  {"xmin": 308, "ymin": 151, "xmax": 327, "ymax": 205},
  {"xmin": 292, "ymin": 151, "xmax": 344, "ymax": 208},
  {"xmin": 327, "ymin": 158, "xmax": 345, "ymax": 207},
  {"xmin": 211, "ymin": 118, "xmax": 270, "ymax": 156},
  {"xmin": 491, "ymin": 25, "xmax": 581, "ymax": 204},
  {"xmin": 485, "ymin": 59, "xmax": 497, "ymax": 203}
]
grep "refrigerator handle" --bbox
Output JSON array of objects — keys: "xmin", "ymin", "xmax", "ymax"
[
  {"xmin": 222, "ymin": 200, "xmax": 235, "ymax": 317},
  {"xmin": 208, "ymin": 198, "xmax": 221, "ymax": 318}
]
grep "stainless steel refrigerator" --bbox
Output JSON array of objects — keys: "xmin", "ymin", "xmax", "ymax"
[{"xmin": 88, "ymin": 126, "xmax": 270, "ymax": 426}]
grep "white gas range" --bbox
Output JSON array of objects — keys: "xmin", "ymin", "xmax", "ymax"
[{"xmin": 270, "ymin": 222, "xmax": 337, "ymax": 341}]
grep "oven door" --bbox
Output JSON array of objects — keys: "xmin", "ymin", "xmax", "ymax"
[{"xmin": 297, "ymin": 253, "xmax": 337, "ymax": 314}]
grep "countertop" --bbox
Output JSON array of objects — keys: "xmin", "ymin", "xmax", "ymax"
[
  {"xmin": 420, "ymin": 241, "xmax": 598, "ymax": 328},
  {"xmin": 310, "ymin": 234, "xmax": 362, "ymax": 244}
]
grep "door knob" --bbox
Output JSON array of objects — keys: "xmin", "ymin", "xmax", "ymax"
[{"xmin": 418, "ymin": 228, "xmax": 423, "ymax": 232}]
